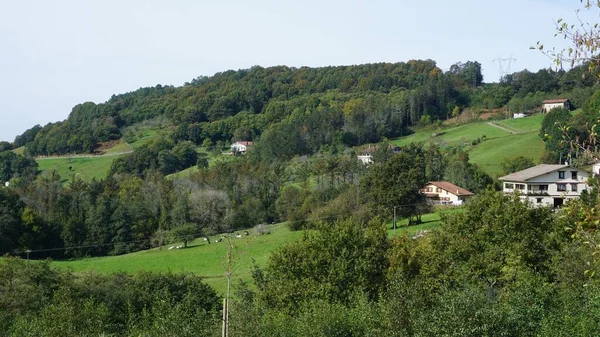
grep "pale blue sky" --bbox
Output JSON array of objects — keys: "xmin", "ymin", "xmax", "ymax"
[{"xmin": 0, "ymin": 0, "xmax": 592, "ymax": 142}]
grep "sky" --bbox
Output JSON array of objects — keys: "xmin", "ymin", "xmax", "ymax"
[{"xmin": 0, "ymin": 0, "xmax": 594, "ymax": 142}]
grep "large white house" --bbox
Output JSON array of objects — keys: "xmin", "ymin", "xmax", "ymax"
[
  {"xmin": 499, "ymin": 164, "xmax": 589, "ymax": 207},
  {"xmin": 421, "ymin": 181, "xmax": 473, "ymax": 206},
  {"xmin": 542, "ymin": 98, "xmax": 571, "ymax": 113}
]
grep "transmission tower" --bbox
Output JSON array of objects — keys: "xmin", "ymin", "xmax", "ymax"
[{"xmin": 493, "ymin": 55, "xmax": 517, "ymax": 80}]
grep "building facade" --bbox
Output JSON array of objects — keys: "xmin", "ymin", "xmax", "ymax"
[
  {"xmin": 542, "ymin": 99, "xmax": 571, "ymax": 113},
  {"xmin": 499, "ymin": 164, "xmax": 589, "ymax": 207},
  {"xmin": 421, "ymin": 181, "xmax": 473, "ymax": 206}
]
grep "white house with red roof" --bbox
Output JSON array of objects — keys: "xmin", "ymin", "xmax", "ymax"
[
  {"xmin": 421, "ymin": 181, "xmax": 474, "ymax": 205},
  {"xmin": 542, "ymin": 98, "xmax": 571, "ymax": 113},
  {"xmin": 230, "ymin": 141, "xmax": 253, "ymax": 155}
]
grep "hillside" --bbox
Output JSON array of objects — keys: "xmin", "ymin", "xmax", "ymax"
[
  {"xmin": 391, "ymin": 114, "xmax": 546, "ymax": 176},
  {"xmin": 50, "ymin": 215, "xmax": 444, "ymax": 294}
]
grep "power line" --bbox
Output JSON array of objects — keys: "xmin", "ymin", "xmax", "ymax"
[{"xmin": 493, "ymin": 55, "xmax": 517, "ymax": 80}]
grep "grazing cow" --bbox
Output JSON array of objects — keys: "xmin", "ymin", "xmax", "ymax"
[
  {"xmin": 236, "ymin": 233, "xmax": 242, "ymax": 238},
  {"xmin": 244, "ymin": 230, "xmax": 249, "ymax": 236},
  {"xmin": 215, "ymin": 239, "xmax": 221, "ymax": 243},
  {"xmin": 168, "ymin": 246, "xmax": 175, "ymax": 250}
]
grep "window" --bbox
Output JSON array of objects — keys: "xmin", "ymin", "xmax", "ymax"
[
  {"xmin": 539, "ymin": 185, "xmax": 548, "ymax": 191},
  {"xmin": 571, "ymin": 171, "xmax": 578, "ymax": 180},
  {"xmin": 536, "ymin": 198, "xmax": 543, "ymax": 203},
  {"xmin": 426, "ymin": 187, "xmax": 432, "ymax": 192},
  {"xmin": 436, "ymin": 188, "xmax": 441, "ymax": 192},
  {"xmin": 557, "ymin": 183, "xmax": 567, "ymax": 191},
  {"xmin": 558, "ymin": 171, "xmax": 565, "ymax": 179},
  {"xmin": 571, "ymin": 183, "xmax": 578, "ymax": 192},
  {"xmin": 516, "ymin": 184, "xmax": 525, "ymax": 190},
  {"xmin": 505, "ymin": 183, "xmax": 514, "ymax": 189}
]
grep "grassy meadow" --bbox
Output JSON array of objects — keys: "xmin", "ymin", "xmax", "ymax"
[
  {"xmin": 51, "ymin": 212, "xmax": 445, "ymax": 295},
  {"xmin": 391, "ymin": 114, "xmax": 545, "ymax": 176},
  {"xmin": 37, "ymin": 155, "xmax": 118, "ymax": 182}
]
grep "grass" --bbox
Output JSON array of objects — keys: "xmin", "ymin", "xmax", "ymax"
[
  {"xmin": 129, "ymin": 129, "xmax": 161, "ymax": 148},
  {"xmin": 168, "ymin": 151, "xmax": 235, "ymax": 179},
  {"xmin": 494, "ymin": 114, "xmax": 545, "ymax": 133},
  {"xmin": 469, "ymin": 132, "xmax": 545, "ymax": 176},
  {"xmin": 385, "ymin": 207, "xmax": 463, "ymax": 237},
  {"xmin": 37, "ymin": 156, "xmax": 118, "ymax": 183},
  {"xmin": 12, "ymin": 146, "xmax": 25, "ymax": 155},
  {"xmin": 52, "ymin": 224, "xmax": 303, "ymax": 295},
  {"xmin": 102, "ymin": 140, "xmax": 132, "ymax": 154},
  {"xmin": 390, "ymin": 115, "xmax": 545, "ymax": 177},
  {"xmin": 50, "ymin": 210, "xmax": 448, "ymax": 295}
]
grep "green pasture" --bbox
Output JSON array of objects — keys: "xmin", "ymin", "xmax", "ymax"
[
  {"xmin": 37, "ymin": 155, "xmax": 117, "ymax": 183},
  {"xmin": 12, "ymin": 146, "xmax": 25, "ymax": 155},
  {"xmin": 103, "ymin": 140, "xmax": 133, "ymax": 154},
  {"xmin": 390, "ymin": 115, "xmax": 545, "ymax": 176},
  {"xmin": 52, "ymin": 224, "xmax": 303, "ymax": 295},
  {"xmin": 51, "ymin": 212, "xmax": 445, "ymax": 295}
]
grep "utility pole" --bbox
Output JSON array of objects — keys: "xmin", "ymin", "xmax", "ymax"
[
  {"xmin": 493, "ymin": 55, "xmax": 517, "ymax": 81},
  {"xmin": 393, "ymin": 206, "xmax": 397, "ymax": 237}
]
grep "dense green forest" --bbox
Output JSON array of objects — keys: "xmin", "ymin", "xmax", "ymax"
[
  {"xmin": 8, "ymin": 60, "xmax": 598, "ymax": 158},
  {"xmin": 4, "ymin": 58, "xmax": 600, "ymax": 335}
]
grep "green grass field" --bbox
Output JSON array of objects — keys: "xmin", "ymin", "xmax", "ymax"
[
  {"xmin": 52, "ymin": 224, "xmax": 304, "ymax": 294},
  {"xmin": 37, "ymin": 155, "xmax": 118, "ymax": 182},
  {"xmin": 12, "ymin": 146, "xmax": 25, "ymax": 155},
  {"xmin": 102, "ymin": 140, "xmax": 133, "ymax": 154},
  {"xmin": 391, "ymin": 115, "xmax": 546, "ymax": 177},
  {"xmin": 51, "ymin": 212, "xmax": 446, "ymax": 294},
  {"xmin": 129, "ymin": 129, "xmax": 162, "ymax": 148}
]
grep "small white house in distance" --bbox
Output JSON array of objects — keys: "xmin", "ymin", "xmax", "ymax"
[
  {"xmin": 593, "ymin": 162, "xmax": 600, "ymax": 176},
  {"xmin": 421, "ymin": 181, "xmax": 474, "ymax": 205},
  {"xmin": 357, "ymin": 154, "xmax": 373, "ymax": 165},
  {"xmin": 542, "ymin": 99, "xmax": 571, "ymax": 113},
  {"xmin": 499, "ymin": 164, "xmax": 589, "ymax": 208},
  {"xmin": 513, "ymin": 113, "xmax": 526, "ymax": 119},
  {"xmin": 230, "ymin": 141, "xmax": 253, "ymax": 155}
]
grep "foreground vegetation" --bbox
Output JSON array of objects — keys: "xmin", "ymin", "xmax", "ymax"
[{"xmin": 5, "ymin": 191, "xmax": 600, "ymax": 336}]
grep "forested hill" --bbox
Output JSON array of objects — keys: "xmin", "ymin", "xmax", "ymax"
[{"xmin": 6, "ymin": 59, "xmax": 598, "ymax": 159}]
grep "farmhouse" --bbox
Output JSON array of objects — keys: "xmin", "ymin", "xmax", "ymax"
[
  {"xmin": 499, "ymin": 164, "xmax": 589, "ymax": 208},
  {"xmin": 357, "ymin": 153, "xmax": 373, "ymax": 165},
  {"xmin": 230, "ymin": 141, "xmax": 253, "ymax": 155},
  {"xmin": 542, "ymin": 98, "xmax": 571, "ymax": 113},
  {"xmin": 421, "ymin": 181, "xmax": 473, "ymax": 205}
]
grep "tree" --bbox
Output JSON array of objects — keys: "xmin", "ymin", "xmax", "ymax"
[
  {"xmin": 252, "ymin": 218, "xmax": 389, "ymax": 313},
  {"xmin": 501, "ymin": 156, "xmax": 535, "ymax": 175},
  {"xmin": 539, "ymin": 107, "xmax": 572, "ymax": 163},
  {"xmin": 170, "ymin": 223, "xmax": 196, "ymax": 248},
  {"xmin": 360, "ymin": 145, "xmax": 426, "ymax": 223},
  {"xmin": 534, "ymin": 1, "xmax": 600, "ymax": 70}
]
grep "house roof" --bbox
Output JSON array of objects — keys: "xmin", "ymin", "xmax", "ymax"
[
  {"xmin": 543, "ymin": 98, "xmax": 569, "ymax": 104},
  {"xmin": 233, "ymin": 141, "xmax": 253, "ymax": 146},
  {"xmin": 425, "ymin": 181, "xmax": 473, "ymax": 196},
  {"xmin": 498, "ymin": 164, "xmax": 568, "ymax": 182}
]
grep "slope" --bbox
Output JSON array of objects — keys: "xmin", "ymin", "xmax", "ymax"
[{"xmin": 391, "ymin": 114, "xmax": 545, "ymax": 176}]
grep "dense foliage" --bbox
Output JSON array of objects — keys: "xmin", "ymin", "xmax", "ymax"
[
  {"xmin": 0, "ymin": 258, "xmax": 221, "ymax": 337},
  {"xmin": 0, "ymin": 142, "xmax": 495, "ymax": 259},
  {"xmin": 230, "ymin": 192, "xmax": 600, "ymax": 336},
  {"xmin": 11, "ymin": 59, "xmax": 598, "ymax": 159}
]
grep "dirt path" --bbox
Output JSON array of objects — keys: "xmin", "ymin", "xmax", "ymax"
[
  {"xmin": 35, "ymin": 150, "xmax": 133, "ymax": 160},
  {"xmin": 487, "ymin": 121, "xmax": 519, "ymax": 134}
]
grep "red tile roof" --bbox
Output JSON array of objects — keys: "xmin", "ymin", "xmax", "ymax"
[
  {"xmin": 425, "ymin": 181, "xmax": 473, "ymax": 196},
  {"xmin": 542, "ymin": 98, "xmax": 569, "ymax": 104},
  {"xmin": 235, "ymin": 141, "xmax": 253, "ymax": 146}
]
